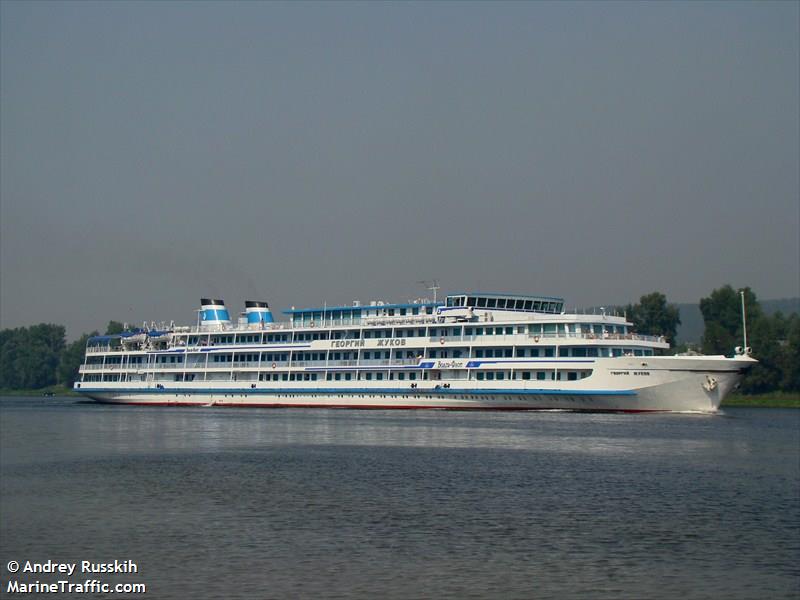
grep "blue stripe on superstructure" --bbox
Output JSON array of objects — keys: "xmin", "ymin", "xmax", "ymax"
[
  {"xmin": 198, "ymin": 344, "xmax": 311, "ymax": 352},
  {"xmin": 77, "ymin": 386, "xmax": 636, "ymax": 396},
  {"xmin": 145, "ymin": 344, "xmax": 312, "ymax": 355},
  {"xmin": 465, "ymin": 359, "xmax": 595, "ymax": 368},
  {"xmin": 283, "ymin": 301, "xmax": 443, "ymax": 315},
  {"xmin": 304, "ymin": 365, "xmax": 427, "ymax": 371},
  {"xmin": 448, "ymin": 291, "xmax": 565, "ymax": 302}
]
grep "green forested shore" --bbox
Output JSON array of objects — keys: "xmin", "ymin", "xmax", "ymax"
[
  {"xmin": 722, "ymin": 392, "xmax": 800, "ymax": 408},
  {"xmin": 1, "ymin": 285, "xmax": 798, "ymax": 400}
]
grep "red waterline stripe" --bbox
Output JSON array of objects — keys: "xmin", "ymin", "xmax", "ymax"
[{"xmin": 92, "ymin": 400, "xmax": 664, "ymax": 413}]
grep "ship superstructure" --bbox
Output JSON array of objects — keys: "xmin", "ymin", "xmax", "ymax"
[{"xmin": 75, "ymin": 292, "xmax": 755, "ymax": 412}]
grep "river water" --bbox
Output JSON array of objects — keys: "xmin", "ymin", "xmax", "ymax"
[{"xmin": 1, "ymin": 397, "xmax": 798, "ymax": 599}]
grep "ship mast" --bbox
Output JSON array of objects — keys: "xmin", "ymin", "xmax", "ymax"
[
  {"xmin": 418, "ymin": 279, "xmax": 440, "ymax": 303},
  {"xmin": 740, "ymin": 290, "xmax": 749, "ymax": 355}
]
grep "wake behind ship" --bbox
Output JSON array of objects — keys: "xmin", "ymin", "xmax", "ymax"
[{"xmin": 75, "ymin": 291, "xmax": 755, "ymax": 412}]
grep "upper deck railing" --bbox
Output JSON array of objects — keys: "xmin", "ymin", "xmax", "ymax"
[{"xmin": 85, "ymin": 330, "xmax": 667, "ymax": 355}]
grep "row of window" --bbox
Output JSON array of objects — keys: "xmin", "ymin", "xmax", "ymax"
[
  {"xmin": 91, "ymin": 345, "xmax": 654, "ymax": 368},
  {"xmin": 168, "ymin": 323, "xmax": 632, "ymax": 347},
  {"xmin": 86, "ymin": 368, "xmax": 592, "ymax": 384},
  {"xmin": 477, "ymin": 370, "xmax": 591, "ymax": 381},
  {"xmin": 446, "ymin": 295, "xmax": 564, "ymax": 313},
  {"xmin": 291, "ymin": 305, "xmax": 437, "ymax": 325}
]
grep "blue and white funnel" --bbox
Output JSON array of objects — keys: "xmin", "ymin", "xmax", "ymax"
[
  {"xmin": 245, "ymin": 300, "xmax": 274, "ymax": 325},
  {"xmin": 200, "ymin": 298, "xmax": 231, "ymax": 327}
]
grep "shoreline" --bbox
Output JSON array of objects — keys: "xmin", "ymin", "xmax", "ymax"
[{"xmin": 721, "ymin": 392, "xmax": 800, "ymax": 409}]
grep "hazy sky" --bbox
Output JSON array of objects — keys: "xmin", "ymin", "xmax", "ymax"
[{"xmin": 2, "ymin": 1, "xmax": 798, "ymax": 338}]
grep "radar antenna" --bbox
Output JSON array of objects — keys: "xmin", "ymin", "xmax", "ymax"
[{"xmin": 418, "ymin": 279, "xmax": 441, "ymax": 303}]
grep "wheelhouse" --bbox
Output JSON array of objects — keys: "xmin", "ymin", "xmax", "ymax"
[{"xmin": 445, "ymin": 293, "xmax": 564, "ymax": 314}]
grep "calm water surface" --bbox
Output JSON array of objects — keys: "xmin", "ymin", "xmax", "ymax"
[{"xmin": 1, "ymin": 397, "xmax": 798, "ymax": 599}]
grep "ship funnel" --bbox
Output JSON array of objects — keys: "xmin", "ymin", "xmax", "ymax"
[
  {"xmin": 245, "ymin": 300, "xmax": 273, "ymax": 325},
  {"xmin": 200, "ymin": 298, "xmax": 231, "ymax": 328}
]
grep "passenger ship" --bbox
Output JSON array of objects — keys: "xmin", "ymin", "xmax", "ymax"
[{"xmin": 74, "ymin": 292, "xmax": 756, "ymax": 412}]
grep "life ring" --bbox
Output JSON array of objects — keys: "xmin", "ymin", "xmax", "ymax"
[
  {"xmin": 272, "ymin": 362, "xmax": 277, "ymax": 369},
  {"xmin": 440, "ymin": 337, "xmax": 445, "ymax": 345},
  {"xmin": 534, "ymin": 336, "xmax": 540, "ymax": 343},
  {"xmin": 310, "ymin": 322, "xmax": 315, "ymax": 328}
]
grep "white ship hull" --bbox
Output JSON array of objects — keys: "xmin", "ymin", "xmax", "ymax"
[{"xmin": 77, "ymin": 356, "xmax": 753, "ymax": 413}]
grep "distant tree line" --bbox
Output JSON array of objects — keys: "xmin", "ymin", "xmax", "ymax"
[
  {"xmin": 623, "ymin": 286, "xmax": 799, "ymax": 394},
  {"xmin": 0, "ymin": 321, "xmax": 121, "ymax": 391},
  {"xmin": 0, "ymin": 290, "xmax": 797, "ymax": 395},
  {"xmin": 699, "ymin": 286, "xmax": 799, "ymax": 394}
]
